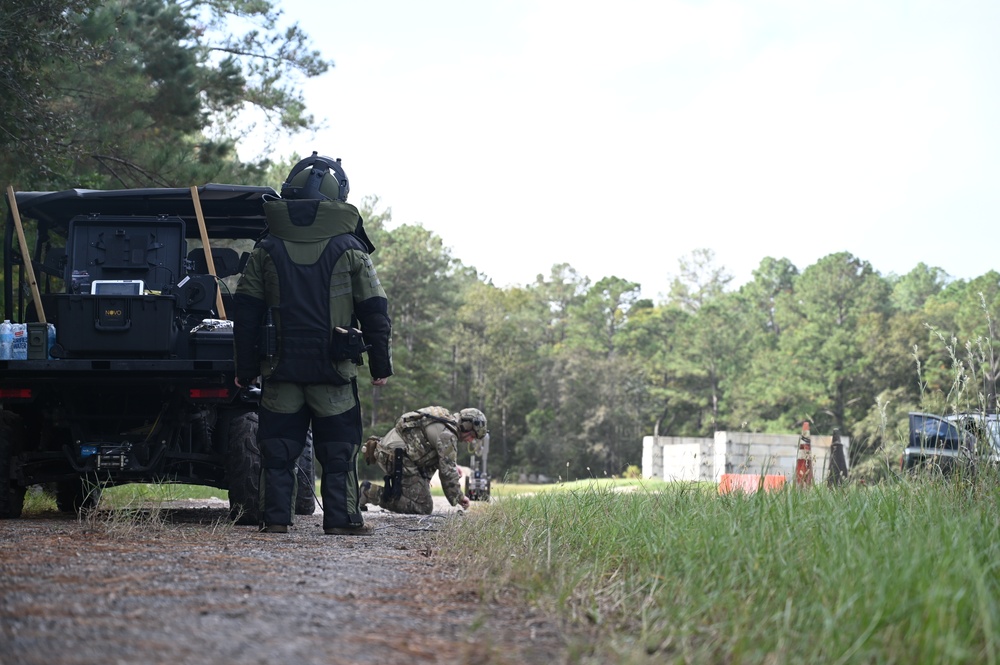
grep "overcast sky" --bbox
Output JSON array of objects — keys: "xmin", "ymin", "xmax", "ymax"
[{"xmin": 246, "ymin": 0, "xmax": 1000, "ymax": 300}]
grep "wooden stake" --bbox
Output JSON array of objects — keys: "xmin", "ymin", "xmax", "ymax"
[
  {"xmin": 5, "ymin": 185, "xmax": 46, "ymax": 324},
  {"xmin": 189, "ymin": 186, "xmax": 227, "ymax": 320}
]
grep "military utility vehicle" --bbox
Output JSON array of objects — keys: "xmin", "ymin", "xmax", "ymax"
[
  {"xmin": 904, "ymin": 411, "xmax": 1000, "ymax": 474},
  {"xmin": 0, "ymin": 185, "xmax": 313, "ymax": 522}
]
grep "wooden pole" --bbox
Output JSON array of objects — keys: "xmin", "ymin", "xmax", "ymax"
[
  {"xmin": 5, "ymin": 185, "xmax": 46, "ymax": 324},
  {"xmin": 189, "ymin": 186, "xmax": 227, "ymax": 320}
]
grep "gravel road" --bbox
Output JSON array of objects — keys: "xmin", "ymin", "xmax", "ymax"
[{"xmin": 0, "ymin": 497, "xmax": 572, "ymax": 665}]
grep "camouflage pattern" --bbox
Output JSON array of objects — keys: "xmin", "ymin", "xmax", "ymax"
[
  {"xmin": 458, "ymin": 408, "xmax": 487, "ymax": 439},
  {"xmin": 363, "ymin": 472, "xmax": 433, "ymax": 515},
  {"xmin": 367, "ymin": 408, "xmax": 465, "ymax": 511}
]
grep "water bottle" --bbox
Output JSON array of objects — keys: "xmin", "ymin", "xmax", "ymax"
[
  {"xmin": 0, "ymin": 320, "xmax": 12, "ymax": 360},
  {"xmin": 47, "ymin": 323, "xmax": 56, "ymax": 359}
]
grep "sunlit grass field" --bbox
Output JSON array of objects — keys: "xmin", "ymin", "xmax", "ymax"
[
  {"xmin": 449, "ymin": 472, "xmax": 1000, "ymax": 664},
  {"xmin": 21, "ymin": 482, "xmax": 228, "ymax": 514}
]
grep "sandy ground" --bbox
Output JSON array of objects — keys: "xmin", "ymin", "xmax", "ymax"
[{"xmin": 0, "ymin": 497, "xmax": 574, "ymax": 665}]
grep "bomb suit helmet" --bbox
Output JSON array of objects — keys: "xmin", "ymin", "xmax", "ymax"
[
  {"xmin": 458, "ymin": 408, "xmax": 487, "ymax": 439},
  {"xmin": 280, "ymin": 151, "xmax": 350, "ymax": 201}
]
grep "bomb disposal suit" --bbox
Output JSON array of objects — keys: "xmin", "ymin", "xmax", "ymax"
[{"xmin": 233, "ymin": 154, "xmax": 392, "ymax": 532}]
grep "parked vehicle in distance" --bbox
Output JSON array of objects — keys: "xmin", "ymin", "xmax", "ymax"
[{"xmin": 904, "ymin": 412, "xmax": 1000, "ymax": 473}]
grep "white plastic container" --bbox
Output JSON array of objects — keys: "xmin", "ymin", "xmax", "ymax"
[
  {"xmin": 11, "ymin": 323, "xmax": 27, "ymax": 360},
  {"xmin": 0, "ymin": 320, "xmax": 12, "ymax": 360}
]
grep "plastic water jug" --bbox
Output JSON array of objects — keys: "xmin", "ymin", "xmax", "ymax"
[{"xmin": 11, "ymin": 323, "xmax": 27, "ymax": 360}]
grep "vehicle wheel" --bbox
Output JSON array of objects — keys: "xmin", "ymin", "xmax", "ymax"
[
  {"xmin": 0, "ymin": 411, "xmax": 27, "ymax": 518},
  {"xmin": 221, "ymin": 410, "xmax": 261, "ymax": 525},
  {"xmin": 55, "ymin": 476, "xmax": 102, "ymax": 514},
  {"xmin": 295, "ymin": 429, "xmax": 316, "ymax": 515}
]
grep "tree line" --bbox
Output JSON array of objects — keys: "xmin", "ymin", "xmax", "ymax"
[{"xmin": 2, "ymin": 1, "xmax": 994, "ymax": 482}]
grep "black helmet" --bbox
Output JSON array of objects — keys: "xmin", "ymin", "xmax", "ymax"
[{"xmin": 280, "ymin": 151, "xmax": 350, "ymax": 201}]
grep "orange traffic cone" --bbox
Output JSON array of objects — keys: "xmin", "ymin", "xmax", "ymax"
[{"xmin": 795, "ymin": 422, "xmax": 813, "ymax": 486}]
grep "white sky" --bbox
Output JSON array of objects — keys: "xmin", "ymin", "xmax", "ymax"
[{"xmin": 244, "ymin": 0, "xmax": 1000, "ymax": 300}]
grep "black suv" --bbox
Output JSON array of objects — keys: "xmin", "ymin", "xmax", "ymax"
[{"xmin": 0, "ymin": 185, "xmax": 314, "ymax": 522}]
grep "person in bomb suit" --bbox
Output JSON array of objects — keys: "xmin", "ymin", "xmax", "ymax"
[
  {"xmin": 233, "ymin": 152, "xmax": 393, "ymax": 535},
  {"xmin": 361, "ymin": 407, "xmax": 487, "ymax": 514}
]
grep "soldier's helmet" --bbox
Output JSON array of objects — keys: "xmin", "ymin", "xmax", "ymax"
[
  {"xmin": 458, "ymin": 408, "xmax": 487, "ymax": 439},
  {"xmin": 281, "ymin": 151, "xmax": 350, "ymax": 201}
]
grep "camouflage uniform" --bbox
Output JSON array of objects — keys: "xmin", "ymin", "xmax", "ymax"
[{"xmin": 364, "ymin": 406, "xmax": 465, "ymax": 515}]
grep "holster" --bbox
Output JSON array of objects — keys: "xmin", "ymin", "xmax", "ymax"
[
  {"xmin": 383, "ymin": 448, "xmax": 404, "ymax": 500},
  {"xmin": 331, "ymin": 326, "xmax": 370, "ymax": 365}
]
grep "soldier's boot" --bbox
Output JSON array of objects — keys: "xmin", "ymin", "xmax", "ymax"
[
  {"xmin": 260, "ymin": 524, "xmax": 288, "ymax": 534},
  {"xmin": 360, "ymin": 480, "xmax": 372, "ymax": 507},
  {"xmin": 364, "ymin": 481, "xmax": 384, "ymax": 507},
  {"xmin": 324, "ymin": 524, "xmax": 374, "ymax": 536}
]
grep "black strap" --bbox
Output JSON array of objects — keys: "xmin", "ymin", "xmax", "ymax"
[{"xmin": 415, "ymin": 410, "xmax": 460, "ymax": 437}]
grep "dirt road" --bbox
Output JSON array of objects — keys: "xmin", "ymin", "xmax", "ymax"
[{"xmin": 0, "ymin": 498, "xmax": 571, "ymax": 665}]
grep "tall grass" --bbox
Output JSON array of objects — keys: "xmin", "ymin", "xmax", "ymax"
[{"xmin": 449, "ymin": 476, "xmax": 1000, "ymax": 663}]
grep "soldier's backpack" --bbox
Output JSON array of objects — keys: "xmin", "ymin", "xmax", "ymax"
[{"xmin": 395, "ymin": 406, "xmax": 457, "ymax": 437}]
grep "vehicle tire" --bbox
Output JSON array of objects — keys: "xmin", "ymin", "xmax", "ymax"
[
  {"xmin": 295, "ymin": 429, "xmax": 316, "ymax": 515},
  {"xmin": 0, "ymin": 411, "xmax": 27, "ymax": 518},
  {"xmin": 221, "ymin": 409, "xmax": 261, "ymax": 526},
  {"xmin": 55, "ymin": 476, "xmax": 102, "ymax": 514}
]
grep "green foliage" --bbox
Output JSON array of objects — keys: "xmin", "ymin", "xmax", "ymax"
[{"xmin": 1, "ymin": 0, "xmax": 330, "ymax": 190}]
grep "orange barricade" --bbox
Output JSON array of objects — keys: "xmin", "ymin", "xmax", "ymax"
[{"xmin": 718, "ymin": 474, "xmax": 786, "ymax": 495}]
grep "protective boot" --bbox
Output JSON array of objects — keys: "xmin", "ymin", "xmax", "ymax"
[
  {"xmin": 324, "ymin": 524, "xmax": 374, "ymax": 536},
  {"xmin": 314, "ymin": 438, "xmax": 365, "ymax": 529},
  {"xmin": 260, "ymin": 436, "xmax": 306, "ymax": 527}
]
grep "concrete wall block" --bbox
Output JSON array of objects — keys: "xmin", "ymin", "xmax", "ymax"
[
  {"xmin": 641, "ymin": 436, "xmax": 661, "ymax": 479},
  {"xmin": 744, "ymin": 443, "xmax": 797, "ymax": 458},
  {"xmin": 661, "ymin": 444, "xmax": 701, "ymax": 481},
  {"xmin": 641, "ymin": 430, "xmax": 853, "ymax": 485}
]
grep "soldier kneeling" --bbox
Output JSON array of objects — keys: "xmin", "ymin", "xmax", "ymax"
[{"xmin": 361, "ymin": 407, "xmax": 486, "ymax": 514}]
